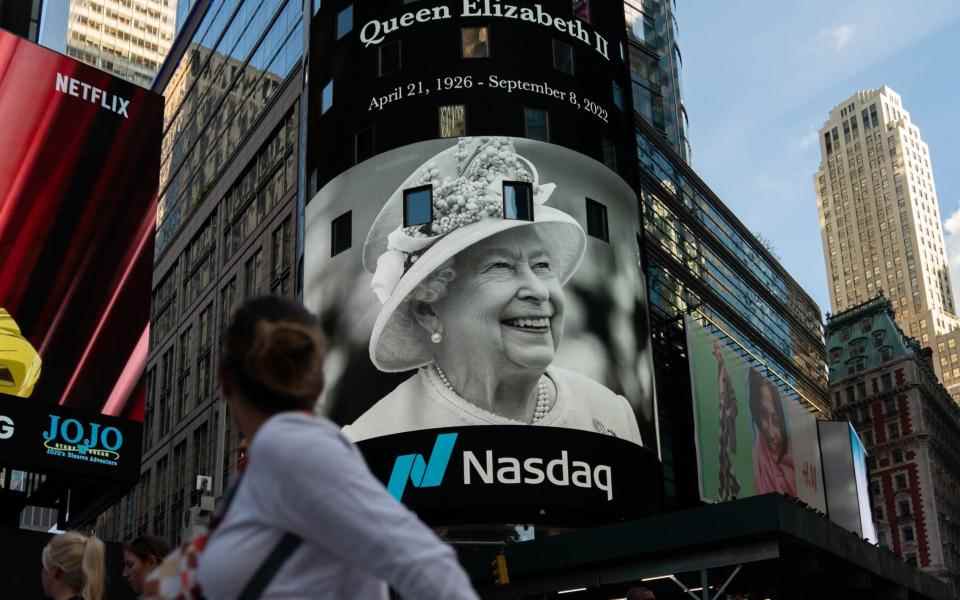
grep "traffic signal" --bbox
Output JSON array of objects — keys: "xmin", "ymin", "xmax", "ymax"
[{"xmin": 492, "ymin": 552, "xmax": 510, "ymax": 585}]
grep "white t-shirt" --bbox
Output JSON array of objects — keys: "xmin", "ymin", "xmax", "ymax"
[{"xmin": 197, "ymin": 412, "xmax": 480, "ymax": 599}]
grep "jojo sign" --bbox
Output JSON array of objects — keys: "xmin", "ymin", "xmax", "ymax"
[
  {"xmin": 0, "ymin": 402, "xmax": 140, "ymax": 483},
  {"xmin": 43, "ymin": 414, "xmax": 125, "ymax": 467}
]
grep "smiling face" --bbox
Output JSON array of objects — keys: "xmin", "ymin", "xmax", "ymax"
[
  {"xmin": 758, "ymin": 384, "xmax": 785, "ymax": 457},
  {"xmin": 429, "ymin": 226, "xmax": 565, "ymax": 375}
]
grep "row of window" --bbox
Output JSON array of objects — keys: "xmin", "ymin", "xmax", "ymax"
[
  {"xmin": 153, "ymin": 107, "xmax": 298, "ymax": 346},
  {"xmin": 156, "ymin": 0, "xmax": 303, "ymax": 253},
  {"xmin": 636, "ymin": 133, "xmax": 824, "ymax": 337}
]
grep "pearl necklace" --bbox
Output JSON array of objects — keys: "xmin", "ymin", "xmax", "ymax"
[{"xmin": 433, "ymin": 364, "xmax": 551, "ymax": 424}]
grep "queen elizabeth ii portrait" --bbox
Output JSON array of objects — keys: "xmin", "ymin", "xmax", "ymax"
[{"xmin": 335, "ymin": 137, "xmax": 644, "ymax": 445}]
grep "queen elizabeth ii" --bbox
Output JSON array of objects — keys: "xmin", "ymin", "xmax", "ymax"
[{"xmin": 342, "ymin": 138, "xmax": 642, "ymax": 445}]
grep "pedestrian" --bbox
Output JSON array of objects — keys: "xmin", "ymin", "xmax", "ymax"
[
  {"xmin": 167, "ymin": 295, "xmax": 478, "ymax": 599},
  {"xmin": 122, "ymin": 536, "xmax": 170, "ymax": 598},
  {"xmin": 627, "ymin": 586, "xmax": 656, "ymax": 600},
  {"xmin": 40, "ymin": 531, "xmax": 105, "ymax": 600}
]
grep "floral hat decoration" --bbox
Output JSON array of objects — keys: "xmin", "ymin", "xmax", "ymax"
[{"xmin": 362, "ymin": 137, "xmax": 587, "ymax": 372}]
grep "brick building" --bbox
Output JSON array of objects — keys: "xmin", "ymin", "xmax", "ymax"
[{"xmin": 826, "ymin": 296, "xmax": 960, "ymax": 593}]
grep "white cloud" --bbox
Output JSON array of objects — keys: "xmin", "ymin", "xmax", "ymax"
[
  {"xmin": 943, "ymin": 209, "xmax": 960, "ymax": 307},
  {"xmin": 819, "ymin": 23, "xmax": 857, "ymax": 51}
]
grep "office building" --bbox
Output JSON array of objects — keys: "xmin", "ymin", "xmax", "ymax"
[
  {"xmin": 65, "ymin": 0, "xmax": 177, "ymax": 87},
  {"xmin": 0, "ymin": 0, "xmax": 43, "ymax": 42},
  {"xmin": 827, "ymin": 296, "xmax": 960, "ymax": 594},
  {"xmin": 624, "ymin": 0, "xmax": 690, "ymax": 162},
  {"xmin": 815, "ymin": 86, "xmax": 958, "ymax": 352},
  {"xmin": 95, "ymin": 0, "xmax": 304, "ymax": 544}
]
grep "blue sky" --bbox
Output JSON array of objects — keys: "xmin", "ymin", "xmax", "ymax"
[{"xmin": 678, "ymin": 0, "xmax": 960, "ymax": 317}]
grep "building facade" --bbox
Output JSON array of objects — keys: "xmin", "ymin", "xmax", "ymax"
[
  {"xmin": 65, "ymin": 0, "xmax": 177, "ymax": 87},
  {"xmin": 636, "ymin": 111, "xmax": 830, "ymax": 504},
  {"xmin": 623, "ymin": 0, "xmax": 690, "ymax": 162},
  {"xmin": 96, "ymin": 0, "xmax": 304, "ymax": 544},
  {"xmin": 827, "ymin": 296, "xmax": 960, "ymax": 593},
  {"xmin": 815, "ymin": 87, "xmax": 958, "ymax": 355},
  {"xmin": 0, "ymin": 0, "xmax": 43, "ymax": 42}
]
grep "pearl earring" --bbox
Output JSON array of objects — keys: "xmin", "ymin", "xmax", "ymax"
[{"xmin": 431, "ymin": 331, "xmax": 442, "ymax": 344}]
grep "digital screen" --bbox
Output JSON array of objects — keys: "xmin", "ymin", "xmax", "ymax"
[
  {"xmin": 686, "ymin": 316, "xmax": 826, "ymax": 510},
  {"xmin": 305, "ymin": 136, "xmax": 659, "ymax": 524},
  {"xmin": 0, "ymin": 30, "xmax": 160, "ymax": 481}
]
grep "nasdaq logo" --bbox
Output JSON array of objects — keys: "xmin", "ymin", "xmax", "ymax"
[{"xmin": 387, "ymin": 433, "xmax": 458, "ymax": 501}]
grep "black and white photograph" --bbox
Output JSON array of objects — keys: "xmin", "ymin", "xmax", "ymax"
[{"xmin": 305, "ymin": 136, "xmax": 657, "ymax": 449}]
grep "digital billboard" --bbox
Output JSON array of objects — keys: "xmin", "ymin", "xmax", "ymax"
[
  {"xmin": 308, "ymin": 0, "xmax": 635, "ymax": 197},
  {"xmin": 819, "ymin": 420, "xmax": 878, "ymax": 542},
  {"xmin": 0, "ymin": 30, "xmax": 162, "ymax": 481},
  {"xmin": 686, "ymin": 316, "xmax": 826, "ymax": 510},
  {"xmin": 305, "ymin": 136, "xmax": 660, "ymax": 524}
]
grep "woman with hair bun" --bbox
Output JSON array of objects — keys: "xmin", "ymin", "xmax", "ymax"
[
  {"xmin": 40, "ymin": 531, "xmax": 105, "ymax": 600},
  {"xmin": 193, "ymin": 295, "xmax": 479, "ymax": 599}
]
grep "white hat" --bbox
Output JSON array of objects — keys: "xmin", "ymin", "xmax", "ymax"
[{"xmin": 362, "ymin": 137, "xmax": 587, "ymax": 372}]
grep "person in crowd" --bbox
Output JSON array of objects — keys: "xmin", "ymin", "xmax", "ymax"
[
  {"xmin": 749, "ymin": 367, "xmax": 797, "ymax": 497},
  {"xmin": 344, "ymin": 137, "xmax": 642, "ymax": 444},
  {"xmin": 192, "ymin": 295, "xmax": 479, "ymax": 599},
  {"xmin": 40, "ymin": 531, "xmax": 105, "ymax": 600},
  {"xmin": 122, "ymin": 535, "xmax": 170, "ymax": 598}
]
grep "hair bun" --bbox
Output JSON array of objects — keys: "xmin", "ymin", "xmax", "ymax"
[{"xmin": 245, "ymin": 320, "xmax": 325, "ymax": 399}]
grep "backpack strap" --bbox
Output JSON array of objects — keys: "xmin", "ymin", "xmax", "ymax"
[
  {"xmin": 237, "ymin": 532, "xmax": 303, "ymax": 600},
  {"xmin": 207, "ymin": 473, "xmax": 304, "ymax": 599}
]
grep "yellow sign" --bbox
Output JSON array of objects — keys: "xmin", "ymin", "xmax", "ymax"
[{"xmin": 0, "ymin": 308, "xmax": 42, "ymax": 398}]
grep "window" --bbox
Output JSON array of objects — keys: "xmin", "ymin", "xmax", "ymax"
[
  {"xmin": 355, "ymin": 126, "xmax": 375, "ymax": 164},
  {"xmin": 244, "ymin": 249, "xmax": 264, "ymax": 298},
  {"xmin": 902, "ymin": 525, "xmax": 915, "ymax": 543},
  {"xmin": 461, "ymin": 27, "xmax": 489, "ymax": 58},
  {"xmin": 585, "ymin": 198, "xmax": 609, "ymax": 242},
  {"xmin": 888, "ymin": 422, "xmax": 900, "ymax": 439},
  {"xmin": 881, "ymin": 373, "xmax": 892, "ymax": 391},
  {"xmin": 612, "ymin": 80, "xmax": 625, "ymax": 111},
  {"xmin": 331, "ymin": 211, "xmax": 352, "ymax": 256},
  {"xmin": 321, "ymin": 80, "xmax": 334, "ymax": 114},
  {"xmin": 378, "ymin": 40, "xmax": 402, "ymax": 77},
  {"xmin": 336, "ymin": 5, "xmax": 353, "ymax": 39},
  {"xmin": 895, "ymin": 473, "xmax": 907, "ymax": 490},
  {"xmin": 602, "ymin": 137, "xmax": 617, "ymax": 172},
  {"xmin": 884, "ymin": 397, "xmax": 897, "ymax": 415},
  {"xmin": 403, "ymin": 186, "xmax": 433, "ymax": 228},
  {"xmin": 893, "ymin": 449, "xmax": 904, "ymax": 464},
  {"xmin": 502, "ymin": 182, "xmax": 534, "ymax": 221},
  {"xmin": 553, "ymin": 39, "xmax": 574, "ymax": 75},
  {"xmin": 898, "ymin": 499, "xmax": 911, "ymax": 516},
  {"xmin": 439, "ymin": 105, "xmax": 466, "ymax": 138},
  {"xmin": 524, "ymin": 107, "xmax": 549, "ymax": 142}
]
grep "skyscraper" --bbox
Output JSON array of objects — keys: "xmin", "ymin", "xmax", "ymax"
[
  {"xmin": 816, "ymin": 86, "xmax": 957, "ymax": 349},
  {"xmin": 0, "ymin": 0, "xmax": 43, "ymax": 42},
  {"xmin": 65, "ymin": 0, "xmax": 176, "ymax": 88},
  {"xmin": 624, "ymin": 0, "xmax": 690, "ymax": 162}
]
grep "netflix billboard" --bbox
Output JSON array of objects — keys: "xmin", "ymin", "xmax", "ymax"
[{"xmin": 0, "ymin": 30, "xmax": 161, "ymax": 479}]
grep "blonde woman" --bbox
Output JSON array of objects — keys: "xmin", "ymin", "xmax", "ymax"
[{"xmin": 41, "ymin": 531, "xmax": 105, "ymax": 600}]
